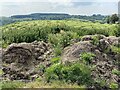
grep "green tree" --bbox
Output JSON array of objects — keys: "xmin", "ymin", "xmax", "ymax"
[
  {"xmin": 110, "ymin": 14, "xmax": 119, "ymax": 24},
  {"xmin": 106, "ymin": 16, "xmax": 110, "ymax": 24}
]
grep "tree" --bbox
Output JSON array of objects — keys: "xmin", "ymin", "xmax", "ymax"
[
  {"xmin": 110, "ymin": 14, "xmax": 119, "ymax": 24},
  {"xmin": 106, "ymin": 16, "xmax": 110, "ymax": 24}
]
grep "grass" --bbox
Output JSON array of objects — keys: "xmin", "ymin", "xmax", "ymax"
[
  {"xmin": 0, "ymin": 81, "xmax": 25, "ymax": 89},
  {"xmin": 0, "ymin": 80, "xmax": 86, "ymax": 89},
  {"xmin": 24, "ymin": 81, "xmax": 86, "ymax": 88}
]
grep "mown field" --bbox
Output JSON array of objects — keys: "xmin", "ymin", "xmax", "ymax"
[{"xmin": 0, "ymin": 20, "xmax": 120, "ymax": 89}]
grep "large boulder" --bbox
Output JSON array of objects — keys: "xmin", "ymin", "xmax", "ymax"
[{"xmin": 2, "ymin": 41, "xmax": 54, "ymax": 80}]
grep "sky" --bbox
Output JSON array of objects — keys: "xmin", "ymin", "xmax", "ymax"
[{"xmin": 0, "ymin": 0, "xmax": 119, "ymax": 17}]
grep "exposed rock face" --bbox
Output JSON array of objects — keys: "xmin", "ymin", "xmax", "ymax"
[
  {"xmin": 2, "ymin": 41, "xmax": 53, "ymax": 80},
  {"xmin": 62, "ymin": 41, "xmax": 96, "ymax": 63},
  {"xmin": 62, "ymin": 35, "xmax": 120, "ymax": 87}
]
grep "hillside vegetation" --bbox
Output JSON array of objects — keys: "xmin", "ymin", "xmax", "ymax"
[
  {"xmin": 1, "ymin": 20, "xmax": 118, "ymax": 48},
  {"xmin": 0, "ymin": 20, "xmax": 120, "ymax": 89},
  {"xmin": 0, "ymin": 13, "xmax": 106, "ymax": 26}
]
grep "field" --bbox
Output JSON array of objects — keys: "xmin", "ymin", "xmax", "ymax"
[{"xmin": 0, "ymin": 20, "xmax": 120, "ymax": 89}]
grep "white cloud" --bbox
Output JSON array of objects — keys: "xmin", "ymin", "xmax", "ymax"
[{"xmin": 0, "ymin": 1, "xmax": 118, "ymax": 16}]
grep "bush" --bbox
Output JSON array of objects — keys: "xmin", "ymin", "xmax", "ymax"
[
  {"xmin": 48, "ymin": 31, "xmax": 78, "ymax": 48},
  {"xmin": 111, "ymin": 46, "xmax": 120, "ymax": 54},
  {"xmin": 45, "ymin": 63, "xmax": 63, "ymax": 82},
  {"xmin": 45, "ymin": 63, "xmax": 92, "ymax": 86},
  {"xmin": 54, "ymin": 46, "xmax": 63, "ymax": 56},
  {"xmin": 91, "ymin": 35, "xmax": 99, "ymax": 45},
  {"xmin": 112, "ymin": 69, "xmax": 120, "ymax": 77},
  {"xmin": 80, "ymin": 52, "xmax": 95, "ymax": 64},
  {"xmin": 115, "ymin": 25, "xmax": 120, "ymax": 37},
  {"xmin": 109, "ymin": 82, "xmax": 118, "ymax": 89}
]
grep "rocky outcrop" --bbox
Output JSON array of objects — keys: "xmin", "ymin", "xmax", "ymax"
[
  {"xmin": 62, "ymin": 41, "xmax": 96, "ymax": 63},
  {"xmin": 62, "ymin": 35, "xmax": 120, "ymax": 87},
  {"xmin": 1, "ymin": 35, "xmax": 120, "ymax": 88},
  {"xmin": 2, "ymin": 41, "xmax": 53, "ymax": 80}
]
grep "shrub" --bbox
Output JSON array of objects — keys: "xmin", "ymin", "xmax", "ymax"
[
  {"xmin": 45, "ymin": 63, "xmax": 92, "ymax": 85},
  {"xmin": 61, "ymin": 63, "xmax": 92, "ymax": 85},
  {"xmin": 91, "ymin": 35, "xmax": 99, "ymax": 45},
  {"xmin": 114, "ymin": 25, "xmax": 120, "ymax": 37},
  {"xmin": 112, "ymin": 69, "xmax": 120, "ymax": 77},
  {"xmin": 48, "ymin": 31, "xmax": 78, "ymax": 48},
  {"xmin": 95, "ymin": 79, "xmax": 106, "ymax": 87},
  {"xmin": 111, "ymin": 46, "xmax": 120, "ymax": 54},
  {"xmin": 80, "ymin": 52, "xmax": 95, "ymax": 64},
  {"xmin": 54, "ymin": 46, "xmax": 63, "ymax": 56},
  {"xmin": 45, "ymin": 63, "xmax": 63, "ymax": 82},
  {"xmin": 109, "ymin": 82, "xmax": 118, "ymax": 89}
]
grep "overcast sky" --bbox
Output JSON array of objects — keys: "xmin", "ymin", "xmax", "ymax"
[{"xmin": 0, "ymin": 0, "xmax": 119, "ymax": 16}]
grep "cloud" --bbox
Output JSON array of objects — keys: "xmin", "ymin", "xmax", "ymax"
[{"xmin": 0, "ymin": 1, "xmax": 118, "ymax": 16}]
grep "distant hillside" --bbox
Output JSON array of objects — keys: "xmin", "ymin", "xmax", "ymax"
[
  {"xmin": 0, "ymin": 13, "xmax": 107, "ymax": 26},
  {"xmin": 11, "ymin": 13, "xmax": 70, "ymax": 20}
]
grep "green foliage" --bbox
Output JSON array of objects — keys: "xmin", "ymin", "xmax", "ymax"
[
  {"xmin": 111, "ymin": 46, "xmax": 120, "ymax": 54},
  {"xmin": 109, "ymin": 82, "xmax": 118, "ymax": 89},
  {"xmin": 106, "ymin": 14, "xmax": 119, "ymax": 24},
  {"xmin": 80, "ymin": 52, "xmax": 95, "ymax": 64},
  {"xmin": 48, "ymin": 31, "xmax": 78, "ymax": 48},
  {"xmin": 45, "ymin": 63, "xmax": 63, "ymax": 81},
  {"xmin": 112, "ymin": 69, "xmax": 120, "ymax": 77},
  {"xmin": 51, "ymin": 57, "xmax": 61, "ymax": 64},
  {"xmin": 1, "ymin": 81, "xmax": 25, "ymax": 90},
  {"xmin": 45, "ymin": 63, "xmax": 92, "ymax": 85},
  {"xmin": 95, "ymin": 79, "xmax": 106, "ymax": 87},
  {"xmin": 0, "ymin": 69, "xmax": 4, "ymax": 75},
  {"xmin": 106, "ymin": 16, "xmax": 110, "ymax": 24},
  {"xmin": 110, "ymin": 14, "xmax": 119, "ymax": 24},
  {"xmin": 91, "ymin": 36, "xmax": 99, "ymax": 45},
  {"xmin": 54, "ymin": 46, "xmax": 63, "ymax": 56},
  {"xmin": 114, "ymin": 25, "xmax": 120, "ymax": 37},
  {"xmin": 1, "ymin": 20, "xmax": 118, "ymax": 46}
]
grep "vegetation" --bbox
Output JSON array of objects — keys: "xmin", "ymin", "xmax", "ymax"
[
  {"xmin": 0, "ymin": 81, "xmax": 25, "ymax": 89},
  {"xmin": 45, "ymin": 63, "xmax": 92, "ymax": 86},
  {"xmin": 106, "ymin": 14, "xmax": 119, "ymax": 24},
  {"xmin": 0, "ymin": 18, "xmax": 119, "ymax": 89},
  {"xmin": 1, "ymin": 20, "xmax": 118, "ymax": 48},
  {"xmin": 0, "ymin": 13, "xmax": 107, "ymax": 26},
  {"xmin": 80, "ymin": 52, "xmax": 95, "ymax": 64}
]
